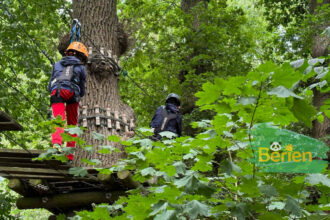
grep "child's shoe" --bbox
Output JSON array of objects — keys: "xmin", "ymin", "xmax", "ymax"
[{"xmin": 52, "ymin": 144, "xmax": 62, "ymax": 154}]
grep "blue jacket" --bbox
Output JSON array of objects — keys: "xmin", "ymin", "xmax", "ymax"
[
  {"xmin": 48, "ymin": 56, "xmax": 86, "ymax": 97},
  {"xmin": 151, "ymin": 103, "xmax": 182, "ymax": 136}
]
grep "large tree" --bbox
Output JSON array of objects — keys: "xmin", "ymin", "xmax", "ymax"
[
  {"xmin": 261, "ymin": 0, "xmax": 329, "ymax": 146},
  {"xmin": 69, "ymin": 0, "xmax": 135, "ymax": 167},
  {"xmin": 309, "ymin": 0, "xmax": 330, "ymax": 146}
]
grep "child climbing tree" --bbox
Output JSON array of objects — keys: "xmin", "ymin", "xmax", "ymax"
[{"xmin": 64, "ymin": 0, "xmax": 135, "ymax": 167}]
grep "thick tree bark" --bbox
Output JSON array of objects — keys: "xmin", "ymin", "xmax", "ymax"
[
  {"xmin": 71, "ymin": 0, "xmax": 134, "ymax": 167},
  {"xmin": 309, "ymin": 0, "xmax": 330, "ymax": 147}
]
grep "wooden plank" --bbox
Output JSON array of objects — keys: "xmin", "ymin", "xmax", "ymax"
[
  {"xmin": 0, "ymin": 157, "xmax": 36, "ymax": 162},
  {"xmin": 0, "ymin": 157, "xmax": 69, "ymax": 169},
  {"xmin": 95, "ymin": 105, "xmax": 100, "ymax": 126},
  {"xmin": 0, "ymin": 111, "xmax": 23, "ymax": 131},
  {"xmin": 82, "ymin": 106, "xmax": 87, "ymax": 127},
  {"xmin": 0, "ymin": 173, "xmax": 66, "ymax": 180},
  {"xmin": 0, "ymin": 162, "xmax": 69, "ymax": 169},
  {"xmin": 123, "ymin": 115, "xmax": 129, "ymax": 133},
  {"xmin": 0, "ymin": 114, "xmax": 10, "ymax": 122},
  {"xmin": 0, "ymin": 149, "xmax": 43, "ymax": 157},
  {"xmin": 130, "ymin": 119, "xmax": 135, "ymax": 130},
  {"xmin": 106, "ymin": 108, "xmax": 112, "ymax": 129},
  {"xmin": 114, "ymin": 111, "xmax": 120, "ymax": 131},
  {"xmin": 0, "ymin": 166, "xmax": 68, "ymax": 175},
  {"xmin": 17, "ymin": 191, "xmax": 125, "ymax": 210}
]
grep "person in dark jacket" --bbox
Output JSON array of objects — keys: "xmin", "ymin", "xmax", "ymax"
[
  {"xmin": 48, "ymin": 41, "xmax": 88, "ymax": 160},
  {"xmin": 151, "ymin": 93, "xmax": 182, "ymax": 140}
]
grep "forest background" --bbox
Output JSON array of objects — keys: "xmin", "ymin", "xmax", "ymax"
[{"xmin": 0, "ymin": 0, "xmax": 329, "ymax": 219}]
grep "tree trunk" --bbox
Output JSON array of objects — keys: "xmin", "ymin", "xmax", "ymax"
[
  {"xmin": 71, "ymin": 0, "xmax": 134, "ymax": 167},
  {"xmin": 309, "ymin": 0, "xmax": 330, "ymax": 147}
]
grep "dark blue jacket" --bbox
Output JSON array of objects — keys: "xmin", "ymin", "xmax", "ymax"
[
  {"xmin": 151, "ymin": 103, "xmax": 182, "ymax": 136},
  {"xmin": 48, "ymin": 56, "xmax": 86, "ymax": 97}
]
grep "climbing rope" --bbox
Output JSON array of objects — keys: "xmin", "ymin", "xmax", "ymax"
[{"xmin": 69, "ymin": 19, "xmax": 81, "ymax": 43}]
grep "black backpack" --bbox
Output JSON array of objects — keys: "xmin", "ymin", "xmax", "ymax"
[
  {"xmin": 154, "ymin": 107, "xmax": 178, "ymax": 134},
  {"xmin": 50, "ymin": 65, "xmax": 80, "ymax": 88}
]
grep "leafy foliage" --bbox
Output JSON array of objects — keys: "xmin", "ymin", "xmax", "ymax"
[
  {"xmin": 118, "ymin": 0, "xmax": 267, "ymax": 132},
  {"xmin": 0, "ymin": 0, "xmax": 70, "ymax": 150},
  {"xmin": 75, "ymin": 59, "xmax": 329, "ymax": 219}
]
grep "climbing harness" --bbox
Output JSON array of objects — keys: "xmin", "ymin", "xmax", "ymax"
[{"xmin": 50, "ymin": 64, "xmax": 83, "ymax": 104}]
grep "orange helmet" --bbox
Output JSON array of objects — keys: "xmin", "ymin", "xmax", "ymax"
[{"xmin": 66, "ymin": 42, "xmax": 88, "ymax": 59}]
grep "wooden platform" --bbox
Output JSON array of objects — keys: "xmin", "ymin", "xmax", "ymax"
[
  {"xmin": 0, "ymin": 111, "xmax": 23, "ymax": 131},
  {"xmin": 0, "ymin": 149, "xmax": 135, "ymax": 215}
]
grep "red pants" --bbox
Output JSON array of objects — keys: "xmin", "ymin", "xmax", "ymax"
[{"xmin": 51, "ymin": 89, "xmax": 79, "ymax": 160}]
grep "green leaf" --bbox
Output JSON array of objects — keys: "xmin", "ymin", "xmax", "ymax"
[
  {"xmin": 129, "ymin": 151, "xmax": 146, "ymax": 161},
  {"xmin": 35, "ymin": 149, "xmax": 56, "ymax": 160},
  {"xmin": 290, "ymin": 98, "xmax": 316, "ymax": 127},
  {"xmin": 191, "ymin": 120, "xmax": 212, "ymax": 128},
  {"xmin": 284, "ymin": 195, "xmax": 302, "ymax": 217},
  {"xmin": 259, "ymin": 185, "xmax": 278, "ymax": 197},
  {"xmin": 159, "ymin": 131, "xmax": 177, "ymax": 139},
  {"xmin": 240, "ymin": 177, "xmax": 260, "ymax": 197},
  {"xmin": 150, "ymin": 200, "xmax": 168, "ymax": 216},
  {"xmin": 293, "ymin": 176, "xmax": 305, "ymax": 184},
  {"xmin": 151, "ymin": 185, "xmax": 167, "ymax": 194},
  {"xmin": 164, "ymin": 165, "xmax": 176, "ymax": 177},
  {"xmin": 137, "ymin": 127, "xmax": 154, "ymax": 136},
  {"xmin": 272, "ymin": 62, "xmax": 301, "ymax": 88},
  {"xmin": 173, "ymin": 161, "xmax": 186, "ymax": 176},
  {"xmin": 267, "ymin": 86, "xmax": 303, "ymax": 99},
  {"xmin": 237, "ymin": 97, "xmax": 257, "ymax": 105},
  {"xmin": 258, "ymin": 213, "xmax": 282, "ymax": 220},
  {"xmin": 290, "ymin": 59, "xmax": 305, "ymax": 68},
  {"xmin": 61, "ymin": 147, "xmax": 76, "ymax": 154},
  {"xmin": 140, "ymin": 167, "xmax": 156, "ymax": 176},
  {"xmin": 183, "ymin": 200, "xmax": 211, "ymax": 219},
  {"xmin": 98, "ymin": 145, "xmax": 120, "ymax": 154},
  {"xmin": 196, "ymin": 182, "xmax": 216, "ymax": 197},
  {"xmin": 231, "ymin": 203, "xmax": 248, "ymax": 220},
  {"xmin": 93, "ymin": 132, "xmax": 105, "ymax": 142},
  {"xmin": 133, "ymin": 139, "xmax": 153, "ymax": 149},
  {"xmin": 268, "ymin": 202, "xmax": 285, "ymax": 210},
  {"xmin": 107, "ymin": 135, "xmax": 121, "ymax": 142},
  {"xmin": 154, "ymin": 210, "xmax": 177, "ymax": 220},
  {"xmin": 96, "ymin": 168, "xmax": 112, "ymax": 175},
  {"xmin": 56, "ymin": 214, "xmax": 66, "ymax": 220},
  {"xmin": 196, "ymin": 79, "xmax": 223, "ymax": 106},
  {"xmin": 317, "ymin": 114, "xmax": 324, "ymax": 123},
  {"xmin": 69, "ymin": 167, "xmax": 88, "ymax": 177},
  {"xmin": 138, "ymin": 127, "xmax": 154, "ymax": 133},
  {"xmin": 81, "ymin": 158, "xmax": 101, "ymax": 166},
  {"xmin": 220, "ymin": 160, "xmax": 242, "ymax": 175},
  {"xmin": 305, "ymin": 174, "xmax": 330, "ymax": 187},
  {"xmin": 174, "ymin": 173, "xmax": 199, "ymax": 193},
  {"xmin": 64, "ymin": 127, "xmax": 84, "ymax": 136}
]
